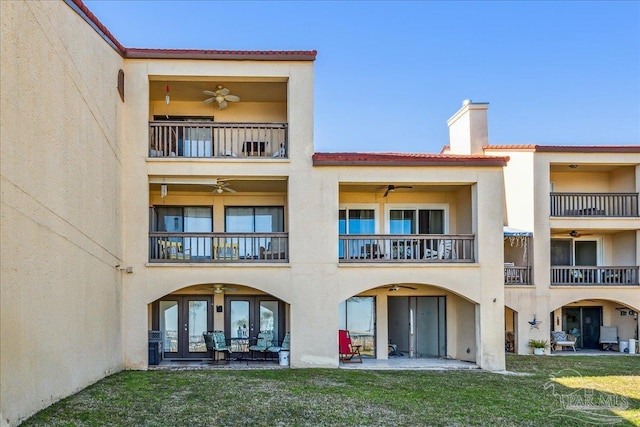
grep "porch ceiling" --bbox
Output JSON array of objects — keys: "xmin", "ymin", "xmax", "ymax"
[
  {"xmin": 149, "ymin": 179, "xmax": 287, "ymax": 193},
  {"xmin": 149, "ymin": 80, "xmax": 287, "ymax": 103},
  {"xmin": 339, "ymin": 184, "xmax": 466, "ymax": 193}
]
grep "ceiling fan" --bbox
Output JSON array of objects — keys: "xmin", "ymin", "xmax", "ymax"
[
  {"xmin": 378, "ymin": 184, "xmax": 413, "ymax": 198},
  {"xmin": 383, "ymin": 285, "xmax": 417, "ymax": 292},
  {"xmin": 568, "ymin": 230, "xmax": 593, "ymax": 238},
  {"xmin": 203, "ymin": 85, "xmax": 240, "ymax": 109},
  {"xmin": 211, "ymin": 180, "xmax": 236, "ymax": 194},
  {"xmin": 199, "ymin": 284, "xmax": 238, "ymax": 294}
]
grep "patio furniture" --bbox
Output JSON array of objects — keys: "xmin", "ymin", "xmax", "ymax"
[
  {"xmin": 158, "ymin": 240, "xmax": 190, "ymax": 260},
  {"xmin": 249, "ymin": 331, "xmax": 274, "ymax": 361},
  {"xmin": 267, "ymin": 332, "xmax": 290, "ymax": 362},
  {"xmin": 424, "ymin": 239, "xmax": 455, "ymax": 260},
  {"xmin": 599, "ymin": 326, "xmax": 618, "ymax": 351},
  {"xmin": 360, "ymin": 243, "xmax": 383, "ymax": 259},
  {"xmin": 550, "ymin": 331, "xmax": 576, "ymax": 352},
  {"xmin": 338, "ymin": 329, "xmax": 362, "ymax": 363},
  {"xmin": 263, "ymin": 239, "xmax": 287, "ymax": 260},
  {"xmin": 203, "ymin": 331, "xmax": 232, "ymax": 363}
]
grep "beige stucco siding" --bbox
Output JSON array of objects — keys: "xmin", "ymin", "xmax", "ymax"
[{"xmin": 0, "ymin": 1, "xmax": 124, "ymax": 425}]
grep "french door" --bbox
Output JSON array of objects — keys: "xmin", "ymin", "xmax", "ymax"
[
  {"xmin": 155, "ymin": 296, "xmax": 212, "ymax": 359},
  {"xmin": 225, "ymin": 296, "xmax": 285, "ymax": 345}
]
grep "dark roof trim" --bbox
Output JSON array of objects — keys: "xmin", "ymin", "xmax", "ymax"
[
  {"xmin": 66, "ymin": 0, "xmax": 317, "ymax": 61},
  {"xmin": 66, "ymin": 0, "xmax": 125, "ymax": 54},
  {"xmin": 485, "ymin": 144, "xmax": 640, "ymax": 153},
  {"xmin": 125, "ymin": 48, "xmax": 317, "ymax": 61},
  {"xmin": 312, "ymin": 153, "xmax": 509, "ymax": 167}
]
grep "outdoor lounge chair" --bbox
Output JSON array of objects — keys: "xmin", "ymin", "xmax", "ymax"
[
  {"xmin": 338, "ymin": 329, "xmax": 362, "ymax": 363},
  {"xmin": 599, "ymin": 326, "xmax": 618, "ymax": 351},
  {"xmin": 267, "ymin": 332, "xmax": 290, "ymax": 361}
]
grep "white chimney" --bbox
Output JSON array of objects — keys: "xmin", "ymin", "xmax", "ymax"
[{"xmin": 446, "ymin": 100, "xmax": 489, "ymax": 155}]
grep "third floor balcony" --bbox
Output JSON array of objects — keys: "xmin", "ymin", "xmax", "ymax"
[
  {"xmin": 149, "ymin": 121, "xmax": 288, "ymax": 159},
  {"xmin": 550, "ymin": 192, "xmax": 638, "ymax": 217}
]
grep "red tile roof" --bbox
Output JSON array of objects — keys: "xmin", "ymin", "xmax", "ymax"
[
  {"xmin": 312, "ymin": 152, "xmax": 509, "ymax": 167},
  {"xmin": 484, "ymin": 145, "xmax": 640, "ymax": 153},
  {"xmin": 67, "ymin": 0, "xmax": 317, "ymax": 61}
]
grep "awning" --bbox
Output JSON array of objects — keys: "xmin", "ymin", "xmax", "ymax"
[{"xmin": 503, "ymin": 226, "xmax": 532, "ymax": 237}]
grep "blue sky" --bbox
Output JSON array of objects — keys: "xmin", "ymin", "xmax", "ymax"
[{"xmin": 84, "ymin": 1, "xmax": 640, "ymax": 153}]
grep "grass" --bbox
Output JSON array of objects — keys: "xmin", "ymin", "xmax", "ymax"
[{"xmin": 22, "ymin": 355, "xmax": 640, "ymax": 426}]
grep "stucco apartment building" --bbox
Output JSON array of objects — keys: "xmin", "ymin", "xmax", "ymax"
[{"xmin": 1, "ymin": 1, "xmax": 638, "ymax": 425}]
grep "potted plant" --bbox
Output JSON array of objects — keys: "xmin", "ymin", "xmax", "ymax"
[{"xmin": 528, "ymin": 339, "xmax": 548, "ymax": 355}]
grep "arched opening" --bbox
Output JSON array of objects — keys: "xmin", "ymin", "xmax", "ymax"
[
  {"xmin": 550, "ymin": 299, "xmax": 639, "ymax": 352},
  {"xmin": 149, "ymin": 283, "xmax": 289, "ymax": 361},
  {"xmin": 339, "ymin": 283, "xmax": 477, "ymax": 362}
]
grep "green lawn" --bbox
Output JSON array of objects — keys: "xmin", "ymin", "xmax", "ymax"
[{"xmin": 22, "ymin": 355, "xmax": 640, "ymax": 426}]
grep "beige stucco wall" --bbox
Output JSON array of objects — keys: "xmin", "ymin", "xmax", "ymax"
[
  {"xmin": 498, "ymin": 149, "xmax": 640, "ymax": 354},
  {"xmin": 0, "ymin": 1, "xmax": 124, "ymax": 425}
]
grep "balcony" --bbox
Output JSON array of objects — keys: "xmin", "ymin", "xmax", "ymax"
[
  {"xmin": 504, "ymin": 265, "xmax": 532, "ymax": 285},
  {"xmin": 550, "ymin": 193, "xmax": 639, "ymax": 217},
  {"xmin": 149, "ymin": 121, "xmax": 288, "ymax": 159},
  {"xmin": 338, "ymin": 234, "xmax": 475, "ymax": 263},
  {"xmin": 550, "ymin": 266, "xmax": 639, "ymax": 286},
  {"xmin": 149, "ymin": 232, "xmax": 288, "ymax": 263}
]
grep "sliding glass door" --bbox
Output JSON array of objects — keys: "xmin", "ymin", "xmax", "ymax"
[
  {"xmin": 225, "ymin": 206, "xmax": 284, "ymax": 258},
  {"xmin": 152, "ymin": 206, "xmax": 212, "ymax": 258}
]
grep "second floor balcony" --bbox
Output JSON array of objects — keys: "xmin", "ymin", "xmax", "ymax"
[
  {"xmin": 550, "ymin": 192, "xmax": 639, "ymax": 217},
  {"xmin": 150, "ymin": 232, "xmax": 289, "ymax": 263},
  {"xmin": 149, "ymin": 121, "xmax": 288, "ymax": 159},
  {"xmin": 551, "ymin": 266, "xmax": 639, "ymax": 286},
  {"xmin": 338, "ymin": 234, "xmax": 475, "ymax": 263}
]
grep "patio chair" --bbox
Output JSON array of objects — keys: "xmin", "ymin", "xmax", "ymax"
[
  {"xmin": 550, "ymin": 331, "xmax": 576, "ymax": 352},
  {"xmin": 338, "ymin": 329, "xmax": 362, "ymax": 363},
  {"xmin": 263, "ymin": 239, "xmax": 287, "ymax": 260},
  {"xmin": 158, "ymin": 240, "xmax": 190, "ymax": 260},
  {"xmin": 267, "ymin": 332, "xmax": 290, "ymax": 361},
  {"xmin": 249, "ymin": 331, "xmax": 274, "ymax": 361},
  {"xmin": 203, "ymin": 331, "xmax": 232, "ymax": 363},
  {"xmin": 599, "ymin": 326, "xmax": 618, "ymax": 351},
  {"xmin": 424, "ymin": 239, "xmax": 456, "ymax": 260}
]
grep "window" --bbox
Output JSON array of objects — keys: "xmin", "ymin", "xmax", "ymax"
[
  {"xmin": 339, "ymin": 206, "xmax": 377, "ymax": 258},
  {"xmin": 339, "ymin": 296, "xmax": 375, "ymax": 356},
  {"xmin": 225, "ymin": 207, "xmax": 284, "ymax": 258},
  {"xmin": 152, "ymin": 206, "xmax": 212, "ymax": 257},
  {"xmin": 388, "ymin": 208, "xmax": 444, "ymax": 235},
  {"xmin": 225, "ymin": 207, "xmax": 284, "ymax": 232}
]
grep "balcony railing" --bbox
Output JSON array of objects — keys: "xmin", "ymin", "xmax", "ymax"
[
  {"xmin": 551, "ymin": 266, "xmax": 639, "ymax": 286},
  {"xmin": 550, "ymin": 192, "xmax": 639, "ymax": 217},
  {"xmin": 149, "ymin": 232, "xmax": 288, "ymax": 263},
  {"xmin": 504, "ymin": 266, "xmax": 532, "ymax": 285},
  {"xmin": 149, "ymin": 121, "xmax": 288, "ymax": 159},
  {"xmin": 339, "ymin": 234, "xmax": 475, "ymax": 263}
]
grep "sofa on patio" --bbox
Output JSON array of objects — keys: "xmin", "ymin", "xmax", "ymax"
[{"xmin": 550, "ymin": 331, "xmax": 576, "ymax": 352}]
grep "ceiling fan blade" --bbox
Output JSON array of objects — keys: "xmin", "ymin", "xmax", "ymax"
[
  {"xmin": 203, "ymin": 97, "xmax": 216, "ymax": 104},
  {"xmin": 383, "ymin": 189, "xmax": 390, "ymax": 197},
  {"xmin": 218, "ymin": 100, "xmax": 228, "ymax": 109},
  {"xmin": 395, "ymin": 186, "xmax": 413, "ymax": 190},
  {"xmin": 224, "ymin": 95, "xmax": 240, "ymax": 102},
  {"xmin": 223, "ymin": 186, "xmax": 237, "ymax": 193},
  {"xmin": 217, "ymin": 88, "xmax": 230, "ymax": 96},
  {"xmin": 203, "ymin": 90, "xmax": 217, "ymax": 96}
]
